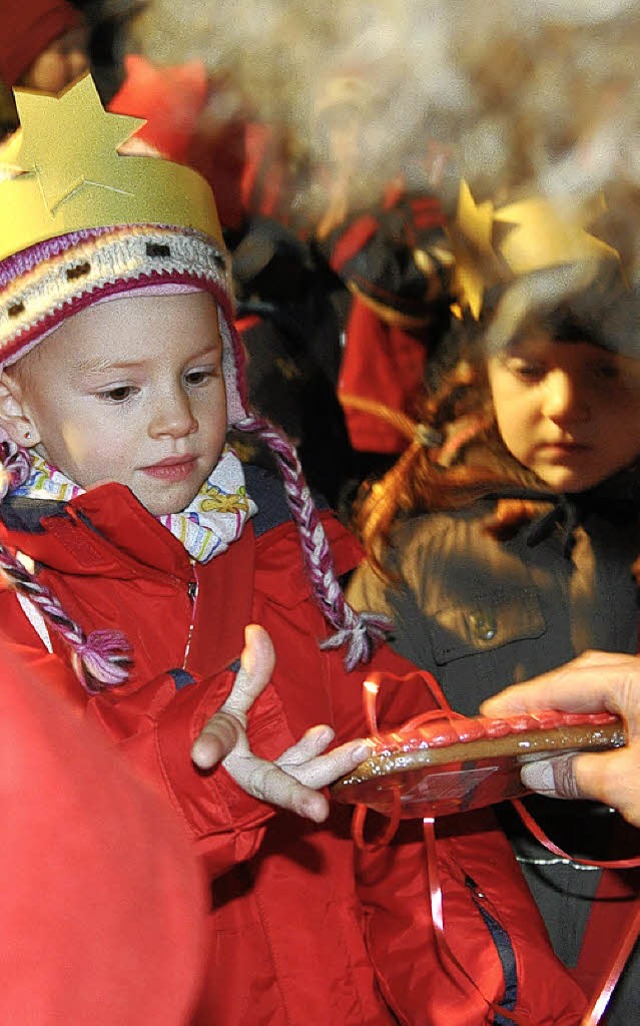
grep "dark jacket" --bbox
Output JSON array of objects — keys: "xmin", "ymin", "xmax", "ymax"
[{"xmin": 347, "ymin": 475, "xmax": 640, "ymax": 1020}]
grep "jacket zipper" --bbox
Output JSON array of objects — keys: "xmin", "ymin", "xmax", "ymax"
[
  {"xmin": 183, "ymin": 560, "xmax": 199, "ymax": 669},
  {"xmin": 465, "ymin": 875, "xmax": 518, "ymax": 1023}
]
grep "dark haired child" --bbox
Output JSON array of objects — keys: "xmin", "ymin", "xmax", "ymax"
[{"xmin": 348, "ymin": 245, "xmax": 640, "ymax": 1023}]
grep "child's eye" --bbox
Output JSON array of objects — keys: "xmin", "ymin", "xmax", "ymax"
[
  {"xmin": 184, "ymin": 367, "xmax": 216, "ymax": 387},
  {"xmin": 97, "ymin": 385, "xmax": 138, "ymax": 403},
  {"xmin": 507, "ymin": 359, "xmax": 545, "ymax": 382},
  {"xmin": 591, "ymin": 362, "xmax": 619, "ymax": 381}
]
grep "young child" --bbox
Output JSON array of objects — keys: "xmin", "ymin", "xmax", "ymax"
[
  {"xmin": 0, "ymin": 75, "xmax": 589, "ymax": 1026},
  {"xmin": 347, "ymin": 197, "xmax": 640, "ymax": 1023}
]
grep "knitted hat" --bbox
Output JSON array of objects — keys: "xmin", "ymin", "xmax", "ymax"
[{"xmin": 0, "ymin": 73, "xmax": 388, "ymax": 690}]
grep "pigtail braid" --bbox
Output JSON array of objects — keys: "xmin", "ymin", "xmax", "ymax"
[
  {"xmin": 235, "ymin": 414, "xmax": 391, "ymax": 670},
  {"xmin": 0, "ymin": 434, "xmax": 131, "ymax": 692}
]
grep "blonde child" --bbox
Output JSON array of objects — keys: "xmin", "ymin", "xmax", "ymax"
[{"xmin": 0, "ymin": 76, "xmax": 588, "ymax": 1025}]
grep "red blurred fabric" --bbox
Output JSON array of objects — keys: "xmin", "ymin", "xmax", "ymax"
[
  {"xmin": 338, "ymin": 295, "xmax": 428, "ymax": 453},
  {"xmin": 108, "ymin": 54, "xmax": 209, "ymax": 165},
  {"xmin": 0, "ymin": 0, "xmax": 81, "ymax": 87},
  {"xmin": 0, "ymin": 639, "xmax": 207, "ymax": 1023}
]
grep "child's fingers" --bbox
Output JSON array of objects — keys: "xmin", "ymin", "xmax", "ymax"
[
  {"xmin": 278, "ymin": 737, "xmax": 372, "ymax": 790},
  {"xmin": 223, "ymin": 750, "xmax": 331, "ymax": 822},
  {"xmin": 191, "ymin": 624, "xmax": 275, "ymax": 768},
  {"xmin": 275, "ymin": 724, "xmax": 336, "ymax": 763},
  {"xmin": 223, "ymin": 624, "xmax": 275, "ymax": 719},
  {"xmin": 191, "ymin": 711, "xmax": 244, "ymax": 769},
  {"xmin": 222, "ymin": 734, "xmax": 372, "ymax": 821},
  {"xmin": 239, "ymin": 624, "xmax": 275, "ymax": 683}
]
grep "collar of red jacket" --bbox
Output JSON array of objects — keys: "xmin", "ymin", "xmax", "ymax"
[
  {"xmin": 1, "ymin": 482, "xmax": 210, "ymax": 580},
  {"xmin": 0, "ymin": 467, "xmax": 365, "ymax": 589}
]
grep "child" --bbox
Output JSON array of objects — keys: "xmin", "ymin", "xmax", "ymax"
[
  {"xmin": 0, "ymin": 76, "xmax": 588, "ymax": 1025},
  {"xmin": 347, "ymin": 192, "xmax": 640, "ymax": 1023}
]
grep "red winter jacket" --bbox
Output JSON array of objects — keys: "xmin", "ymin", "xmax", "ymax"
[{"xmin": 0, "ymin": 467, "xmax": 587, "ymax": 1025}]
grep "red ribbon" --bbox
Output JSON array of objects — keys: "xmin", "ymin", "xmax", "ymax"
[{"xmin": 354, "ymin": 678, "xmax": 640, "ymax": 1025}]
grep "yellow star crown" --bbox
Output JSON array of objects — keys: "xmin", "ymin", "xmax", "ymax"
[
  {"xmin": 448, "ymin": 181, "xmax": 620, "ymax": 321},
  {"xmin": 446, "ymin": 180, "xmax": 501, "ymax": 320},
  {"xmin": 0, "ymin": 74, "xmax": 222, "ymax": 263}
]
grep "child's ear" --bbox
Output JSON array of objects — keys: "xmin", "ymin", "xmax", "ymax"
[{"xmin": 0, "ymin": 372, "xmax": 40, "ymax": 447}]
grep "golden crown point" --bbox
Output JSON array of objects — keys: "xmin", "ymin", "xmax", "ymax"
[
  {"xmin": 446, "ymin": 181, "xmax": 500, "ymax": 320},
  {"xmin": 448, "ymin": 180, "xmax": 621, "ymax": 320},
  {"xmin": 0, "ymin": 73, "xmax": 222, "ymax": 263},
  {"xmin": 494, "ymin": 194, "xmax": 619, "ymax": 276}
]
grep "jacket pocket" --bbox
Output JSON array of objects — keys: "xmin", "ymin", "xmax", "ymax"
[{"xmin": 428, "ymin": 587, "xmax": 546, "ymax": 664}]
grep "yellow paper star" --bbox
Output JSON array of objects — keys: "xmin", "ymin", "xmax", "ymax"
[
  {"xmin": 446, "ymin": 181, "xmax": 498, "ymax": 320},
  {"xmin": 0, "ymin": 73, "xmax": 222, "ymax": 262},
  {"xmin": 495, "ymin": 194, "xmax": 619, "ymax": 276},
  {"xmin": 15, "ymin": 75, "xmax": 145, "ymax": 214}
]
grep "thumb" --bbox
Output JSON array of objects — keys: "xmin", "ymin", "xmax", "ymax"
[
  {"xmin": 223, "ymin": 624, "xmax": 275, "ymax": 719},
  {"xmin": 521, "ymin": 748, "xmax": 629, "ymax": 816},
  {"xmin": 190, "ymin": 625, "xmax": 274, "ymax": 770},
  {"xmin": 521, "ymin": 754, "xmax": 583, "ymax": 801}
]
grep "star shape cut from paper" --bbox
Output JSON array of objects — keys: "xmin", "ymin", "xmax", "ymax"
[
  {"xmin": 13, "ymin": 73, "xmax": 145, "ymax": 214},
  {"xmin": 447, "ymin": 180, "xmax": 499, "ymax": 320},
  {"xmin": 494, "ymin": 193, "xmax": 620, "ymax": 276}
]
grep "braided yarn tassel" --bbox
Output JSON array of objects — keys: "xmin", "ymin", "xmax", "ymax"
[
  {"xmin": 0, "ymin": 433, "xmax": 131, "ymax": 692},
  {"xmin": 236, "ymin": 415, "xmax": 392, "ymax": 670}
]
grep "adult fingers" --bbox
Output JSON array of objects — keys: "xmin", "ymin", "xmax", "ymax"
[
  {"xmin": 481, "ymin": 652, "xmax": 640, "ymax": 724},
  {"xmin": 521, "ymin": 746, "xmax": 640, "ymax": 828}
]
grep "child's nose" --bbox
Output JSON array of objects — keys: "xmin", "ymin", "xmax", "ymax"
[
  {"xmin": 541, "ymin": 371, "xmax": 590, "ymax": 425},
  {"xmin": 149, "ymin": 390, "xmax": 198, "ymax": 439}
]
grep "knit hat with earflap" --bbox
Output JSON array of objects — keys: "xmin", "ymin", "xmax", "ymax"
[{"xmin": 0, "ymin": 73, "xmax": 389, "ymax": 691}]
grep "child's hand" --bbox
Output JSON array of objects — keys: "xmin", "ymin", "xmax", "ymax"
[
  {"xmin": 191, "ymin": 624, "xmax": 370, "ymax": 823},
  {"xmin": 190, "ymin": 624, "xmax": 275, "ymax": 770}
]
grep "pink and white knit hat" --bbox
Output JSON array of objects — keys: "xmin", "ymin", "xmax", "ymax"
[
  {"xmin": 0, "ymin": 223, "xmax": 248, "ymax": 424},
  {"xmin": 0, "ymin": 75, "xmax": 389, "ymax": 690}
]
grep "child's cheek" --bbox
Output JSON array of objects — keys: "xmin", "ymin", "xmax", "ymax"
[{"xmin": 61, "ymin": 422, "xmax": 93, "ymax": 465}]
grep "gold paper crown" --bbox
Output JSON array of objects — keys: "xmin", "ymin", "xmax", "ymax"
[
  {"xmin": 447, "ymin": 180, "xmax": 620, "ymax": 320},
  {"xmin": 0, "ymin": 74, "xmax": 222, "ymax": 263}
]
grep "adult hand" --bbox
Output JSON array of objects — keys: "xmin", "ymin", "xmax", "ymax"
[
  {"xmin": 480, "ymin": 650, "xmax": 640, "ymax": 828},
  {"xmin": 191, "ymin": 624, "xmax": 370, "ymax": 823}
]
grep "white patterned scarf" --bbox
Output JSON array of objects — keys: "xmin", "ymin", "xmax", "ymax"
[{"xmin": 12, "ymin": 447, "xmax": 257, "ymax": 563}]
